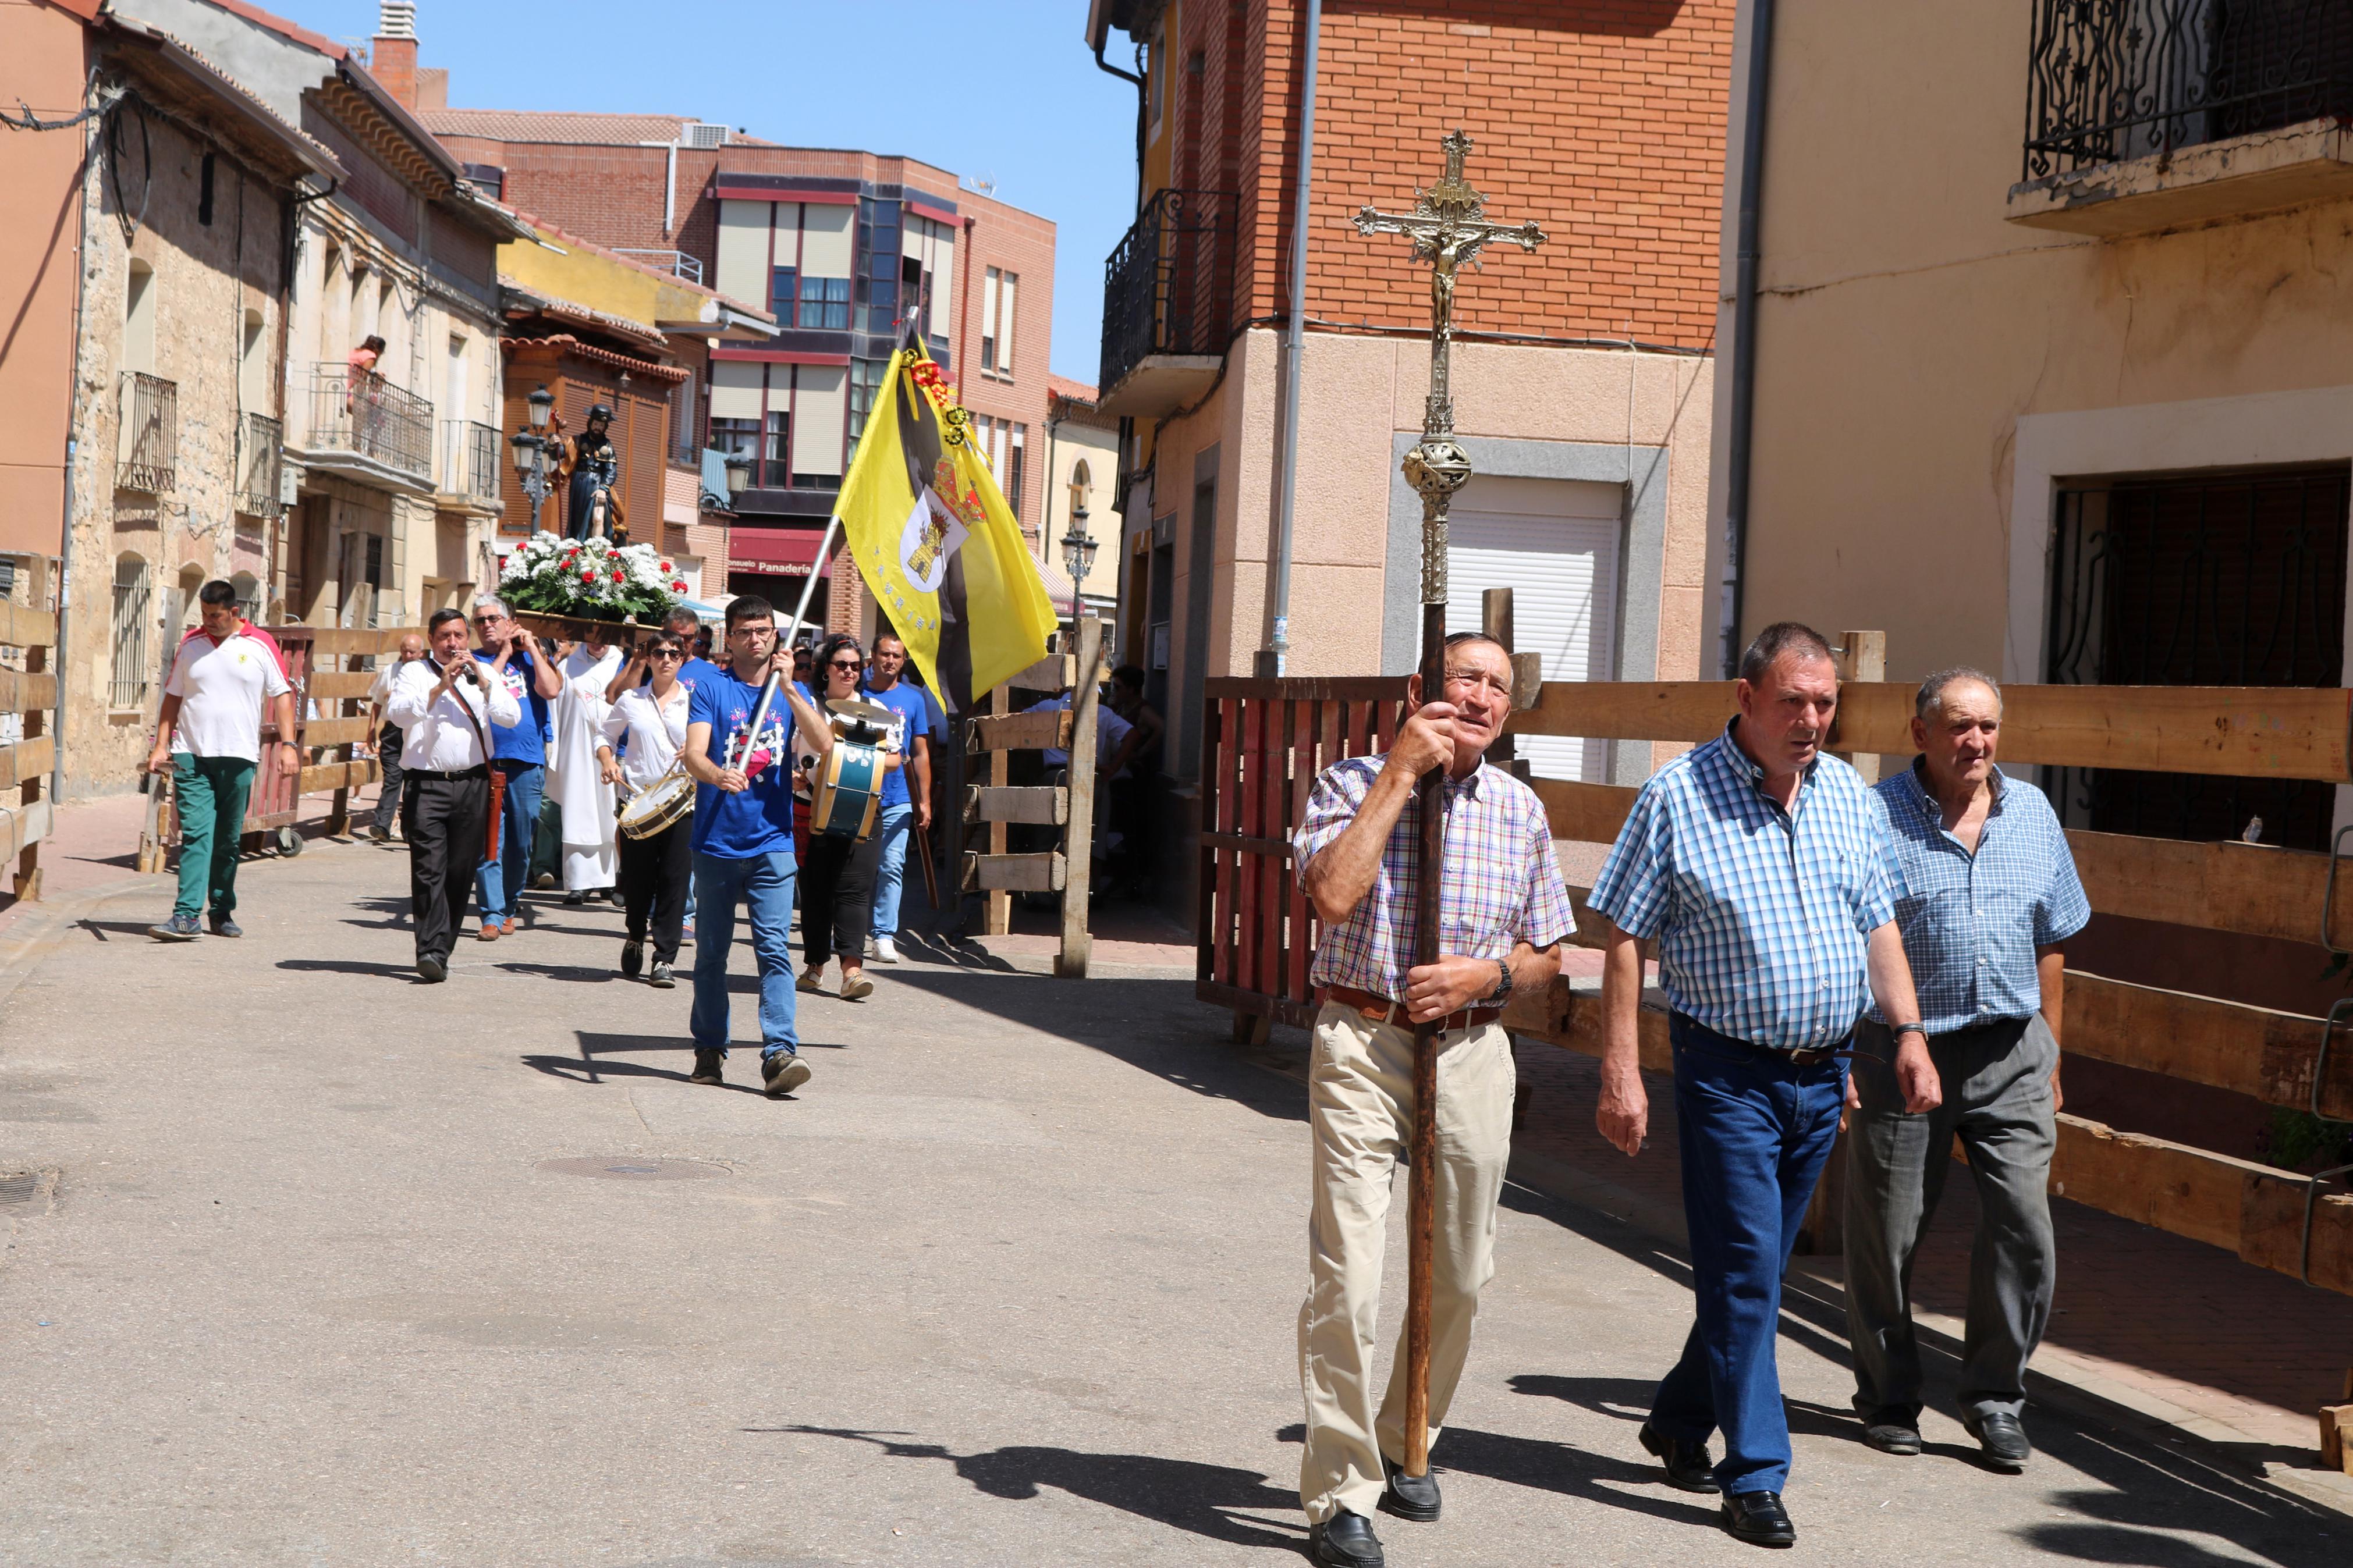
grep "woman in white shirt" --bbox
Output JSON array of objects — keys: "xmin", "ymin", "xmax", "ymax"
[{"xmin": 597, "ymin": 630, "xmax": 694, "ymax": 986}]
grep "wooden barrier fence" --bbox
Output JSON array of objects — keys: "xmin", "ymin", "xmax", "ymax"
[
  {"xmin": 0, "ymin": 582, "xmax": 60, "ymax": 902},
  {"xmin": 1198, "ymin": 659, "xmax": 2353, "ymax": 1300},
  {"xmin": 961, "ymin": 617, "xmax": 1105, "ymax": 976}
]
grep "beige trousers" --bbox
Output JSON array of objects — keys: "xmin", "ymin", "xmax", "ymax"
[{"xmin": 1297, "ymin": 1002, "xmax": 1515, "ymax": 1524}]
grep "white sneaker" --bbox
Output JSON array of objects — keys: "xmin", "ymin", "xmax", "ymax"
[{"xmin": 872, "ymin": 936, "xmax": 900, "ymax": 964}]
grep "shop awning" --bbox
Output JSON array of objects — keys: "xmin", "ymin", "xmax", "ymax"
[{"xmin": 728, "ymin": 525, "xmax": 835, "ymax": 578}]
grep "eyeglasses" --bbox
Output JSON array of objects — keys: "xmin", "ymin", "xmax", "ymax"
[
  {"xmin": 827, "ymin": 659, "xmax": 862, "ymax": 672},
  {"xmin": 471, "ymin": 616, "xmax": 500, "ymax": 627},
  {"xmin": 1442, "ymin": 667, "xmax": 1513, "ymax": 701}
]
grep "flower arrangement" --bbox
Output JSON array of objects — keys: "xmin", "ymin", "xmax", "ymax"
[{"xmin": 495, "ymin": 532, "xmax": 690, "ymax": 621}]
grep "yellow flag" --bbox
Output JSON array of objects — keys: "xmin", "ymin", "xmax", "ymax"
[{"xmin": 832, "ymin": 342, "xmax": 1057, "ymax": 711}]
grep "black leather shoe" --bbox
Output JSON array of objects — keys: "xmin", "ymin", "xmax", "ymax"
[
  {"xmin": 1309, "ymin": 1510, "xmax": 1385, "ymax": 1568},
  {"xmin": 1965, "ymin": 1410, "xmax": 2032, "ymax": 1470},
  {"xmin": 1639, "ymin": 1421, "xmax": 1722, "ymax": 1493},
  {"xmin": 1722, "ymin": 1490, "xmax": 1796, "ymax": 1547},
  {"xmin": 1380, "ymin": 1456, "xmax": 1440, "ymax": 1521},
  {"xmin": 1861, "ymin": 1419, "xmax": 1922, "ymax": 1455}
]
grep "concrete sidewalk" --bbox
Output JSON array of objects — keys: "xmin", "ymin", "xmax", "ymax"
[{"xmin": 0, "ymin": 842, "xmax": 2344, "ymax": 1565}]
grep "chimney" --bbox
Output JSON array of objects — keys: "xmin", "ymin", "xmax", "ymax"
[{"xmin": 372, "ymin": 2, "xmax": 418, "ymax": 111}]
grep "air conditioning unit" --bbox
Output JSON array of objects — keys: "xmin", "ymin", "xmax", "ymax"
[{"xmin": 683, "ymin": 122, "xmax": 728, "ymax": 149}]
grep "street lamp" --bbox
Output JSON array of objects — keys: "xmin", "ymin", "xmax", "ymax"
[
  {"xmin": 723, "ymin": 452, "xmax": 753, "ymax": 500},
  {"xmin": 1059, "ymin": 503, "xmax": 1098, "ymax": 625},
  {"xmin": 512, "ymin": 385, "xmax": 558, "ymax": 532}
]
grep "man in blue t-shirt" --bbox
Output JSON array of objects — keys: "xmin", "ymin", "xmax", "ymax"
[
  {"xmin": 860, "ymin": 631, "xmax": 932, "ymax": 965},
  {"xmin": 469, "ymin": 597, "xmax": 563, "ymax": 938},
  {"xmin": 680, "ymin": 595, "xmax": 833, "ymax": 1096}
]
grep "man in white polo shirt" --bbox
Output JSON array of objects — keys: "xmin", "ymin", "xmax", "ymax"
[{"xmin": 144, "ymin": 580, "xmax": 297, "ymax": 941}]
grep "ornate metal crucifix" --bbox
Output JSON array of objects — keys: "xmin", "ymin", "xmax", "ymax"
[
  {"xmin": 1355, "ymin": 129, "xmax": 1547, "ymax": 604},
  {"xmin": 1353, "ymin": 129, "xmax": 1545, "ymax": 1483}
]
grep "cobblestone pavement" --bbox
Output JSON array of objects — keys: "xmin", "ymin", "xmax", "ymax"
[{"xmin": 0, "ymin": 840, "xmax": 2344, "ymax": 1565}]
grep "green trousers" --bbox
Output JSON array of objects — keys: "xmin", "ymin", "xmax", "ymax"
[{"xmin": 173, "ymin": 755, "xmax": 255, "ymax": 921}]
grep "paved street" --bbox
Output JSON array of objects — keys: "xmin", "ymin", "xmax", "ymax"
[{"xmin": 0, "ymin": 842, "xmax": 2341, "ymax": 1566}]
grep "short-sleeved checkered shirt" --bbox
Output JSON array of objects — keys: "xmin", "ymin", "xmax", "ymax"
[
  {"xmin": 1293, "ymin": 757, "xmax": 1574, "ymax": 1000},
  {"xmin": 1868, "ymin": 762, "xmax": 2089, "ymax": 1034},
  {"xmin": 1588, "ymin": 720, "xmax": 1897, "ymax": 1050}
]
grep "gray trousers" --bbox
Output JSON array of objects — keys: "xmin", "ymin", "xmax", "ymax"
[{"xmin": 1843, "ymin": 1013, "xmax": 2059, "ymax": 1425}]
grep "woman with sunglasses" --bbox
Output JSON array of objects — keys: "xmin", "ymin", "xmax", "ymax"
[
  {"xmin": 597, "ymin": 632, "xmax": 694, "ymax": 986},
  {"xmin": 793, "ymin": 632, "xmax": 898, "ymax": 1001}
]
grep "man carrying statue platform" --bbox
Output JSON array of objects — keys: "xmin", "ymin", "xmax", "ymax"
[{"xmin": 1290, "ymin": 631, "xmax": 1571, "ymax": 1568}]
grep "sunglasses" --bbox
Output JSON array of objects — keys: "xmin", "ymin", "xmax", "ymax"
[
  {"xmin": 649, "ymin": 648, "xmax": 684, "ymax": 660},
  {"xmin": 827, "ymin": 659, "xmax": 861, "ymax": 671}
]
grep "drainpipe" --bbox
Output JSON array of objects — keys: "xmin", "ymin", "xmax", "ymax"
[
  {"xmin": 1264, "ymin": 0, "xmax": 1322, "ymax": 678},
  {"xmin": 1092, "ymin": 29, "xmax": 1147, "ymax": 214},
  {"xmin": 1719, "ymin": 0, "xmax": 1778, "ymax": 677}
]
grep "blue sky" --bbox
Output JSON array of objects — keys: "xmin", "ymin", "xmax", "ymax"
[{"xmin": 292, "ymin": 1, "xmax": 1141, "ymax": 384}]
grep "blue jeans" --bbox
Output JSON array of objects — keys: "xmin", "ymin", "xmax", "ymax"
[
  {"xmin": 473, "ymin": 760, "xmax": 541, "ymax": 924},
  {"xmin": 690, "ymin": 849, "xmax": 798, "ymax": 1058},
  {"xmin": 1650, "ymin": 1014, "xmax": 1848, "ymax": 1496},
  {"xmin": 869, "ymin": 799, "xmax": 914, "ymax": 940}
]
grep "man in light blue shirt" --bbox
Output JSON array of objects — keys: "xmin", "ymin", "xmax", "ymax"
[
  {"xmin": 1846, "ymin": 667, "xmax": 2088, "ymax": 1472},
  {"xmin": 1589, "ymin": 622, "xmax": 1940, "ymax": 1548}
]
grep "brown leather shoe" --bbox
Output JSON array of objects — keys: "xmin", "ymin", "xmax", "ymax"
[{"xmin": 477, "ymin": 920, "xmax": 501, "ymax": 942}]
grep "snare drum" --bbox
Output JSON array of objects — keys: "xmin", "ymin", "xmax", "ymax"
[{"xmin": 810, "ymin": 739, "xmax": 885, "ymax": 841}]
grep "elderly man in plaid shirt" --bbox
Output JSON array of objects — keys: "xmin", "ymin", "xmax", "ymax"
[
  {"xmin": 1290, "ymin": 631, "xmax": 1571, "ymax": 1568},
  {"xmin": 1845, "ymin": 667, "xmax": 2088, "ymax": 1472},
  {"xmin": 1589, "ymin": 622, "xmax": 1940, "ymax": 1548}
]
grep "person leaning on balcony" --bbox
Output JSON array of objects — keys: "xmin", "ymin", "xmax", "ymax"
[
  {"xmin": 1289, "ymin": 631, "xmax": 1570, "ymax": 1568},
  {"xmin": 387, "ymin": 609, "xmax": 521, "ymax": 982},
  {"xmin": 1843, "ymin": 667, "xmax": 2088, "ymax": 1472},
  {"xmin": 1587, "ymin": 620, "xmax": 1941, "ymax": 1550},
  {"xmin": 345, "ymin": 335, "xmax": 385, "ymax": 417},
  {"xmin": 144, "ymin": 581, "xmax": 299, "ymax": 942}
]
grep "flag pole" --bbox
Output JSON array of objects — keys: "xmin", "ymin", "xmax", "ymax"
[{"xmin": 728, "ymin": 514, "xmax": 840, "ymax": 773}]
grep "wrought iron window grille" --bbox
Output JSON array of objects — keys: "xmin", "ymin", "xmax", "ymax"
[{"xmin": 1099, "ymin": 188, "xmax": 1237, "ymax": 396}]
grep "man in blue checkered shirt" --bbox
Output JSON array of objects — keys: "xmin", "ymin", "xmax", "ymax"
[
  {"xmin": 1844, "ymin": 667, "xmax": 2088, "ymax": 1474},
  {"xmin": 1289, "ymin": 632, "xmax": 1570, "ymax": 1568},
  {"xmin": 1589, "ymin": 622, "xmax": 1940, "ymax": 1548}
]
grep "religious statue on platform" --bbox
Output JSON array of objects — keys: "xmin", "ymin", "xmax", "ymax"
[{"xmin": 551, "ymin": 403, "xmax": 627, "ymax": 544}]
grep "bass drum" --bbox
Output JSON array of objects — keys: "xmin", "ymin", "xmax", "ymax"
[{"xmin": 810, "ymin": 739, "xmax": 885, "ymax": 842}]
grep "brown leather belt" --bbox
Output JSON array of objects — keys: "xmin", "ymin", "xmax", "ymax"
[{"xmin": 1317, "ymin": 983, "xmax": 1503, "ymax": 1036}]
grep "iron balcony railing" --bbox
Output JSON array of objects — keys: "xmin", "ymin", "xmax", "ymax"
[
  {"xmin": 117, "ymin": 372, "xmax": 177, "ymax": 493},
  {"xmin": 1099, "ymin": 187, "xmax": 1237, "ymax": 397},
  {"xmin": 308, "ymin": 364, "xmax": 433, "ymax": 482},
  {"xmin": 2024, "ymin": 0, "xmax": 2353, "ymax": 180},
  {"xmin": 615, "ymin": 248, "xmax": 704, "ymax": 286},
  {"xmin": 236, "ymin": 411, "xmax": 283, "ymax": 516},
  {"xmin": 439, "ymin": 419, "xmax": 501, "ymax": 501}
]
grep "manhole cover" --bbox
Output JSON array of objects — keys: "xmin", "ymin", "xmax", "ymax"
[
  {"xmin": 535, "ymin": 1157, "xmax": 724, "ymax": 1182},
  {"xmin": 0, "ymin": 1170, "xmax": 52, "ymax": 1211}
]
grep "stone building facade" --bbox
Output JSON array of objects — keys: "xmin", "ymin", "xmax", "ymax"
[{"xmin": 52, "ymin": 13, "xmax": 336, "ymax": 797}]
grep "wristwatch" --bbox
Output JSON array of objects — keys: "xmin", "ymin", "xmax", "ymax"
[{"xmin": 1482, "ymin": 958, "xmax": 1513, "ymax": 1005}]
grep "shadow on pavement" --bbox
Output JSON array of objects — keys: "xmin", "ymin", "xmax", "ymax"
[
  {"xmin": 278, "ymin": 957, "xmax": 431, "ymax": 981},
  {"xmin": 883, "ymin": 968, "xmax": 1307, "ymax": 1123},
  {"xmin": 519, "ymin": 1030, "xmax": 783, "ymax": 1096},
  {"xmin": 764, "ymin": 1426, "xmax": 1305, "ymax": 1552}
]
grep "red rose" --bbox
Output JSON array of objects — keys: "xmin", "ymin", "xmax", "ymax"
[
  {"xmin": 670, "ymin": 579, "xmax": 688, "ymax": 592},
  {"xmin": 580, "ymin": 567, "xmax": 595, "ymax": 581},
  {"xmin": 660, "ymin": 560, "xmax": 674, "ymax": 573},
  {"xmin": 611, "ymin": 568, "xmax": 625, "ymax": 581}
]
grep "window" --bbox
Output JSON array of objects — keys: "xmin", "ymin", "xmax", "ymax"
[
  {"xmin": 709, "ymin": 417, "xmax": 760, "ymax": 466},
  {"xmin": 849, "ymin": 356, "xmax": 888, "ymax": 441},
  {"xmin": 856, "ymin": 196, "xmax": 902, "ymax": 335},
  {"xmin": 980, "ymin": 267, "xmax": 1016, "ymax": 378},
  {"xmin": 198, "ymin": 152, "xmax": 216, "ymax": 226},
  {"xmin": 123, "ymin": 261, "xmax": 157, "ymax": 377},
  {"xmin": 1147, "ymin": 19, "xmax": 1165, "ymax": 139},
  {"xmin": 860, "ymin": 275, "xmax": 899, "ymax": 336},
  {"xmin": 231, "ymin": 572, "xmax": 261, "ymax": 624},
  {"xmin": 1005, "ymin": 422, "xmax": 1025, "ymax": 520},
  {"xmin": 668, "ymin": 370, "xmax": 698, "ymax": 463},
  {"xmin": 240, "ymin": 309, "xmax": 266, "ymax": 408},
  {"xmin": 765, "ymin": 409, "xmax": 789, "ymax": 485},
  {"xmin": 110, "ymin": 554, "xmax": 151, "ymax": 710},
  {"xmin": 798, "ymin": 275, "xmax": 850, "ymax": 331},
  {"xmin": 771, "ymin": 265, "xmax": 797, "ymax": 323}
]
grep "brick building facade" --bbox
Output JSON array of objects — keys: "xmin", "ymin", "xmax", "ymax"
[
  {"xmin": 421, "ymin": 102, "xmax": 1063, "ymax": 633},
  {"xmin": 1085, "ymin": 0, "xmax": 1729, "ymax": 921}
]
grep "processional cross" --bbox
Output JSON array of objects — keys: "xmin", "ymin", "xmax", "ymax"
[{"xmin": 1353, "ymin": 130, "xmax": 1545, "ymax": 1482}]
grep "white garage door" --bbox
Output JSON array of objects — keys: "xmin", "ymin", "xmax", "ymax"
[{"xmin": 1444, "ymin": 476, "xmax": 1623, "ymax": 782}]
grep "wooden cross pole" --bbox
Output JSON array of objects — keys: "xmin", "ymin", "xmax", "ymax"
[{"xmin": 1353, "ymin": 130, "xmax": 1545, "ymax": 1479}]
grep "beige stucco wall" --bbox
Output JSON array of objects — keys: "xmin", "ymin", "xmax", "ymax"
[
  {"xmin": 1710, "ymin": 0, "xmax": 2353, "ymax": 686},
  {"xmin": 1141, "ymin": 326, "xmax": 1716, "ymax": 698}
]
